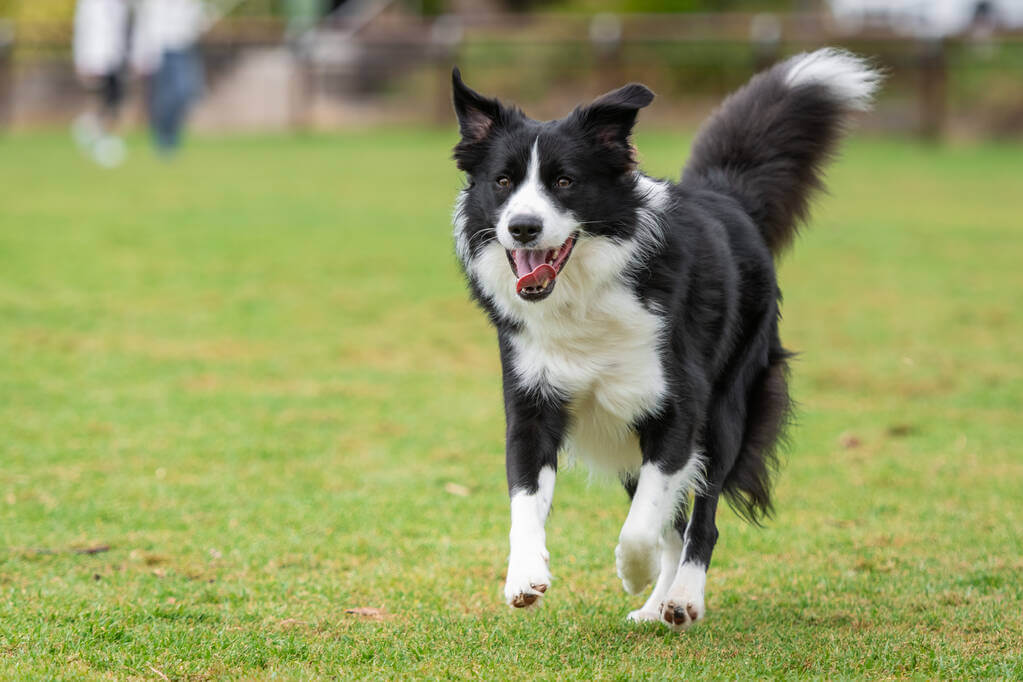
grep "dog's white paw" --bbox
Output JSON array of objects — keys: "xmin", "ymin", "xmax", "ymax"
[
  {"xmin": 660, "ymin": 563, "xmax": 707, "ymax": 632},
  {"xmin": 615, "ymin": 533, "xmax": 659, "ymax": 595},
  {"xmin": 626, "ymin": 608, "xmax": 662, "ymax": 623},
  {"xmin": 504, "ymin": 549, "xmax": 551, "ymax": 608},
  {"xmin": 660, "ymin": 595, "xmax": 705, "ymax": 631}
]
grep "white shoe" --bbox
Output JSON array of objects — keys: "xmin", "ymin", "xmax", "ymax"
[
  {"xmin": 91, "ymin": 135, "xmax": 127, "ymax": 168},
  {"xmin": 71, "ymin": 112, "xmax": 103, "ymax": 150}
]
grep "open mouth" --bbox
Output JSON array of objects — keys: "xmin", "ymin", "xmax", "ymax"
[{"xmin": 506, "ymin": 234, "xmax": 577, "ymax": 302}]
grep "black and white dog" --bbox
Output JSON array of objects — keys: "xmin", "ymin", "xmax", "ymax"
[{"xmin": 450, "ymin": 49, "xmax": 879, "ymax": 631}]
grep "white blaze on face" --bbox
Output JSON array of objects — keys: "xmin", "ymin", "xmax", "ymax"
[{"xmin": 495, "ymin": 138, "xmax": 578, "ymax": 252}]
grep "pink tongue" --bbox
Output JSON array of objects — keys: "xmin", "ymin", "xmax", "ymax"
[
  {"xmin": 516, "ymin": 264, "xmax": 556, "ymax": 294},
  {"xmin": 513, "ymin": 250, "xmax": 558, "ymax": 294},
  {"xmin": 512, "ymin": 249, "xmax": 548, "ymax": 275}
]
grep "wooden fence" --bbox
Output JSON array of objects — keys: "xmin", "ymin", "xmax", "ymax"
[{"xmin": 2, "ymin": 12, "xmax": 1022, "ymax": 138}]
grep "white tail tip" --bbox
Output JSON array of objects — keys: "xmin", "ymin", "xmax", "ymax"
[{"xmin": 784, "ymin": 48, "xmax": 882, "ymax": 111}]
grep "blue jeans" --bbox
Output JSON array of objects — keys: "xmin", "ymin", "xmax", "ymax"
[{"xmin": 149, "ymin": 47, "xmax": 203, "ymax": 152}]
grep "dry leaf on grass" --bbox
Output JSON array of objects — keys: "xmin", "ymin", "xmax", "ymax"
[
  {"xmin": 444, "ymin": 482, "xmax": 470, "ymax": 497},
  {"xmin": 344, "ymin": 606, "xmax": 389, "ymax": 621},
  {"xmin": 148, "ymin": 664, "xmax": 169, "ymax": 681},
  {"xmin": 838, "ymin": 432, "xmax": 862, "ymax": 449},
  {"xmin": 73, "ymin": 544, "xmax": 111, "ymax": 555},
  {"xmin": 278, "ymin": 618, "xmax": 308, "ymax": 628},
  {"xmin": 886, "ymin": 423, "xmax": 916, "ymax": 437}
]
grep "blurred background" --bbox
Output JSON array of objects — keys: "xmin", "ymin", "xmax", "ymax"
[
  {"xmin": 1, "ymin": 2, "xmax": 1022, "ymax": 677},
  {"xmin": 1, "ymin": 0, "xmax": 1023, "ymax": 144}
]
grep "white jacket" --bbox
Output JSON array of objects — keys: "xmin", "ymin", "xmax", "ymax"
[{"xmin": 73, "ymin": 0, "xmax": 209, "ymax": 77}]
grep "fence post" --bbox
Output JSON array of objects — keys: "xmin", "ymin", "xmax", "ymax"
[
  {"xmin": 750, "ymin": 13, "xmax": 781, "ymax": 73},
  {"xmin": 431, "ymin": 14, "xmax": 462, "ymax": 127},
  {"xmin": 590, "ymin": 13, "xmax": 623, "ymax": 95},
  {"xmin": 290, "ymin": 52, "xmax": 314, "ymax": 131},
  {"xmin": 0, "ymin": 21, "xmax": 13, "ymax": 131},
  {"xmin": 918, "ymin": 37, "xmax": 947, "ymax": 141}
]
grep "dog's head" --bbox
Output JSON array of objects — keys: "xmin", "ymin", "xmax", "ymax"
[{"xmin": 451, "ymin": 69, "xmax": 656, "ymax": 308}]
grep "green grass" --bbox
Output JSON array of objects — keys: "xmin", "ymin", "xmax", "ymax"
[{"xmin": 1, "ymin": 129, "xmax": 1021, "ymax": 679}]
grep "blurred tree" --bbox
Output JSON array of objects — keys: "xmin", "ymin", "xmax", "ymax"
[
  {"xmin": 548, "ymin": 0, "xmax": 797, "ymax": 11},
  {"xmin": 8, "ymin": 0, "xmax": 78, "ymax": 22},
  {"xmin": 418, "ymin": 0, "xmax": 447, "ymax": 15},
  {"xmin": 0, "ymin": 0, "xmax": 805, "ymax": 21},
  {"xmin": 285, "ymin": 0, "xmax": 324, "ymax": 31}
]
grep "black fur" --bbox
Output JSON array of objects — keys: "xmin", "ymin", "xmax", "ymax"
[
  {"xmin": 450, "ymin": 51, "xmax": 876, "ymax": 614},
  {"xmin": 684, "ymin": 66, "xmax": 856, "ymax": 255}
]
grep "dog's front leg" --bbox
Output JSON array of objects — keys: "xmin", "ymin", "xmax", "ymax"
[
  {"xmin": 500, "ymin": 348, "xmax": 567, "ymax": 608},
  {"xmin": 617, "ymin": 407, "xmax": 699, "ymax": 596}
]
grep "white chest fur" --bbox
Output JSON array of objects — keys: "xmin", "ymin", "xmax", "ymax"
[
  {"xmin": 459, "ymin": 174, "xmax": 672, "ymax": 474},
  {"xmin": 508, "ymin": 276, "xmax": 667, "ymax": 473}
]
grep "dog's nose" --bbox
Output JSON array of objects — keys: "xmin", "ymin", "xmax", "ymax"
[{"xmin": 508, "ymin": 215, "xmax": 542, "ymax": 244}]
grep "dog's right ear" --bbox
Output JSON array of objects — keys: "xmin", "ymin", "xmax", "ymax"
[{"xmin": 452, "ymin": 68, "xmax": 504, "ymax": 144}]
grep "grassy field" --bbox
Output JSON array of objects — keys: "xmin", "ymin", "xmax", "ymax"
[{"xmin": 0, "ymin": 129, "xmax": 1021, "ymax": 679}]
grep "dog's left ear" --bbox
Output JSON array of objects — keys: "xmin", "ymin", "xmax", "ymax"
[{"xmin": 575, "ymin": 83, "xmax": 654, "ymax": 167}]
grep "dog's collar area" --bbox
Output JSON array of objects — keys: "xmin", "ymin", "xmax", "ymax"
[{"xmin": 507, "ymin": 234, "xmax": 577, "ymax": 301}]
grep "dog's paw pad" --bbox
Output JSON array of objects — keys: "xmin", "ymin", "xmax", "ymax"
[
  {"xmin": 504, "ymin": 551, "xmax": 551, "ymax": 609},
  {"xmin": 660, "ymin": 600, "xmax": 703, "ymax": 632},
  {"xmin": 510, "ymin": 592, "xmax": 539, "ymax": 608},
  {"xmin": 507, "ymin": 583, "xmax": 547, "ymax": 608}
]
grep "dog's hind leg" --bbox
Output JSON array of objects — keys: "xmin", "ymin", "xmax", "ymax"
[
  {"xmin": 660, "ymin": 492, "xmax": 718, "ymax": 631},
  {"xmin": 660, "ymin": 328, "xmax": 790, "ymax": 630},
  {"xmin": 659, "ymin": 383, "xmax": 748, "ymax": 631}
]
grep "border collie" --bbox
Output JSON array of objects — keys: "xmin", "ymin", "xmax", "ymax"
[{"xmin": 450, "ymin": 49, "xmax": 879, "ymax": 631}]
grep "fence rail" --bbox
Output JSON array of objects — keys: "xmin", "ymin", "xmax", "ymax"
[{"xmin": 2, "ymin": 12, "xmax": 1022, "ymax": 137}]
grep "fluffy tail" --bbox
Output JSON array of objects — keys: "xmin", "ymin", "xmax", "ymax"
[{"xmin": 682, "ymin": 48, "xmax": 881, "ymax": 255}]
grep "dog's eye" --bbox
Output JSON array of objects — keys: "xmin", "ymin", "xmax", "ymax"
[
  {"xmin": 496, "ymin": 176, "xmax": 511, "ymax": 189},
  {"xmin": 556, "ymin": 176, "xmax": 573, "ymax": 189}
]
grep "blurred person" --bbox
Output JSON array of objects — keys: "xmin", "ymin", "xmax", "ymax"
[
  {"xmin": 72, "ymin": 0, "xmax": 131, "ymax": 167},
  {"xmin": 73, "ymin": 0, "xmax": 209, "ymax": 162},
  {"xmin": 132, "ymin": 0, "xmax": 209, "ymax": 154}
]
